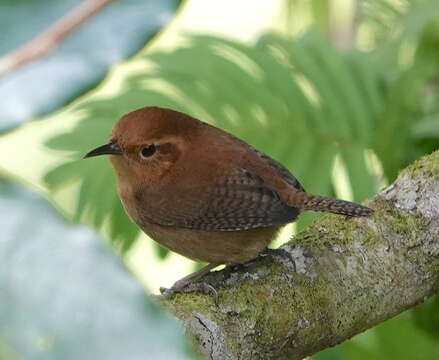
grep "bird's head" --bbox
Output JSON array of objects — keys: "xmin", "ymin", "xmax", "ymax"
[{"xmin": 84, "ymin": 106, "xmax": 201, "ymax": 184}]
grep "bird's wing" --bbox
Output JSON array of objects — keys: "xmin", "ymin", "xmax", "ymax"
[
  {"xmin": 150, "ymin": 169, "xmax": 300, "ymax": 231},
  {"xmin": 251, "ymin": 147, "xmax": 305, "ymax": 192}
]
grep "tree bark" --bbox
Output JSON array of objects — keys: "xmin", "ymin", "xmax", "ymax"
[{"xmin": 164, "ymin": 150, "xmax": 439, "ymax": 360}]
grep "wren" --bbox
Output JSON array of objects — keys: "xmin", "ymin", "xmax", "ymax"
[{"xmin": 85, "ymin": 106, "xmax": 373, "ymax": 297}]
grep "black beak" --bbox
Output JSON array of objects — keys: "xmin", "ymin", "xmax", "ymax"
[{"xmin": 83, "ymin": 142, "xmax": 122, "ymax": 159}]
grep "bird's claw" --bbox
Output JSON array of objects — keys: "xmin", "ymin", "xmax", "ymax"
[
  {"xmin": 261, "ymin": 247, "xmax": 297, "ymax": 272},
  {"xmin": 160, "ymin": 282, "xmax": 218, "ymax": 300}
]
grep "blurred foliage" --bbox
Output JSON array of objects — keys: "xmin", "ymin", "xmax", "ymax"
[
  {"xmin": 44, "ymin": 6, "xmax": 439, "ymax": 253},
  {"xmin": 0, "ymin": 179, "xmax": 190, "ymax": 360},
  {"xmin": 46, "ymin": 31, "xmax": 382, "ymax": 251},
  {"xmin": 412, "ymin": 296, "xmax": 439, "ymax": 339},
  {"xmin": 0, "ymin": 0, "xmax": 179, "ymax": 130},
  {"xmin": 314, "ymin": 311, "xmax": 439, "ymax": 360},
  {"xmin": 1, "ymin": 0, "xmax": 439, "ymax": 358}
]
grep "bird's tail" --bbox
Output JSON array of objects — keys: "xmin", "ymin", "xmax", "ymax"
[{"xmin": 292, "ymin": 193, "xmax": 373, "ymax": 217}]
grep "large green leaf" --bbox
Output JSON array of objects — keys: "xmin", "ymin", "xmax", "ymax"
[
  {"xmin": 0, "ymin": 179, "xmax": 190, "ymax": 359},
  {"xmin": 44, "ymin": 32, "xmax": 383, "ymax": 252},
  {"xmin": 0, "ymin": 0, "xmax": 179, "ymax": 131}
]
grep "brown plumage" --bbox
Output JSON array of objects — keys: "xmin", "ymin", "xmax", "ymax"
[{"xmin": 84, "ymin": 106, "xmax": 373, "ymax": 297}]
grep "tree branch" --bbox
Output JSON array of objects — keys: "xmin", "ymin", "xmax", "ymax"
[
  {"xmin": 0, "ymin": 0, "xmax": 115, "ymax": 78},
  {"xmin": 164, "ymin": 150, "xmax": 439, "ymax": 360}
]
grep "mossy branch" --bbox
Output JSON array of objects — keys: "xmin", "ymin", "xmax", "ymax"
[{"xmin": 164, "ymin": 151, "xmax": 439, "ymax": 360}]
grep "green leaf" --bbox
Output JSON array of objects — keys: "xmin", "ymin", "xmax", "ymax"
[
  {"xmin": 373, "ymin": 16, "xmax": 439, "ymax": 181},
  {"xmin": 311, "ymin": 0, "xmax": 330, "ymax": 34},
  {"xmin": 0, "ymin": 0, "xmax": 180, "ymax": 131},
  {"xmin": 155, "ymin": 244, "xmax": 171, "ymax": 260},
  {"xmin": 412, "ymin": 115, "xmax": 439, "ymax": 138},
  {"xmin": 412, "ymin": 295, "xmax": 439, "ymax": 339},
  {"xmin": 371, "ymin": 311, "xmax": 439, "ymax": 359},
  {"xmin": 0, "ymin": 178, "xmax": 190, "ymax": 359},
  {"xmin": 339, "ymin": 143, "xmax": 376, "ymax": 201},
  {"xmin": 314, "ymin": 311, "xmax": 439, "ymax": 360}
]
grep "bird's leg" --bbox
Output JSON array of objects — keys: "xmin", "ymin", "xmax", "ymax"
[
  {"xmin": 160, "ymin": 263, "xmax": 219, "ymax": 299},
  {"xmin": 261, "ymin": 247, "xmax": 297, "ymax": 272}
]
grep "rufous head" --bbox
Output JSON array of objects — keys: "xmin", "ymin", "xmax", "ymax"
[{"xmin": 84, "ymin": 106, "xmax": 202, "ymax": 182}]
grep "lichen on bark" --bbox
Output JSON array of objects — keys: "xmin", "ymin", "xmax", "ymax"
[{"xmin": 164, "ymin": 151, "xmax": 439, "ymax": 360}]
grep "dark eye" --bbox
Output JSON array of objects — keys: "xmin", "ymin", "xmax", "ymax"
[{"xmin": 140, "ymin": 144, "xmax": 156, "ymax": 158}]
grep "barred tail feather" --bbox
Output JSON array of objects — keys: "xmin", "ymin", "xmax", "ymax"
[{"xmin": 301, "ymin": 194, "xmax": 373, "ymax": 217}]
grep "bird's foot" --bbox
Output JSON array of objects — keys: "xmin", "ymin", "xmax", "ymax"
[
  {"xmin": 261, "ymin": 247, "xmax": 297, "ymax": 272},
  {"xmin": 160, "ymin": 281, "xmax": 218, "ymax": 299},
  {"xmin": 159, "ymin": 263, "xmax": 220, "ymax": 299}
]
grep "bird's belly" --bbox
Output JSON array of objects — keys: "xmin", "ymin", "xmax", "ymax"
[
  {"xmin": 140, "ymin": 222, "xmax": 280, "ymax": 264},
  {"xmin": 119, "ymin": 189, "xmax": 280, "ymax": 263}
]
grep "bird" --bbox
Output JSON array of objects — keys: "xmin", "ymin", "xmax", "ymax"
[{"xmin": 84, "ymin": 106, "xmax": 373, "ymax": 298}]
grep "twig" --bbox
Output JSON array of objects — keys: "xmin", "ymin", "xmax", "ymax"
[{"xmin": 0, "ymin": 0, "xmax": 115, "ymax": 78}]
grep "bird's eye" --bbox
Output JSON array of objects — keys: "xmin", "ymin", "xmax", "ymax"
[{"xmin": 140, "ymin": 144, "xmax": 156, "ymax": 158}]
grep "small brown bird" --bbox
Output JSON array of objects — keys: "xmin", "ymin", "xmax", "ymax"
[{"xmin": 85, "ymin": 106, "xmax": 373, "ymax": 297}]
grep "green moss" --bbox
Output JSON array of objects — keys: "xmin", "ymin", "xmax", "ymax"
[
  {"xmin": 293, "ymin": 210, "xmax": 380, "ymax": 251},
  {"xmin": 167, "ymin": 291, "xmax": 216, "ymax": 320},
  {"xmin": 384, "ymin": 206, "xmax": 429, "ymax": 239},
  {"xmin": 405, "ymin": 150, "xmax": 439, "ymax": 180}
]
